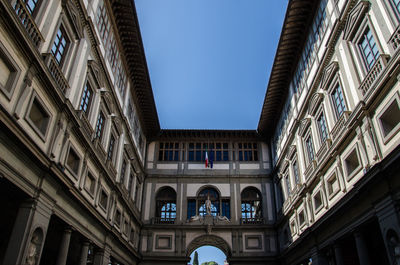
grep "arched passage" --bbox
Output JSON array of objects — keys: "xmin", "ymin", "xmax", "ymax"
[{"xmin": 186, "ymin": 234, "xmax": 231, "ymax": 262}]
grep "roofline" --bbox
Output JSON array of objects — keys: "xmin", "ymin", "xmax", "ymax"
[
  {"xmin": 257, "ymin": 0, "xmax": 319, "ymax": 138},
  {"xmin": 111, "ymin": 0, "xmax": 161, "ymax": 138}
]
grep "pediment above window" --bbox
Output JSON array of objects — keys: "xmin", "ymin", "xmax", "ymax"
[
  {"xmin": 88, "ymin": 60, "xmax": 105, "ymax": 88},
  {"xmin": 124, "ymin": 143, "xmax": 135, "ymax": 161},
  {"xmin": 287, "ymin": 145, "xmax": 297, "ymax": 160},
  {"xmin": 298, "ymin": 118, "xmax": 311, "ymax": 137},
  {"xmin": 343, "ymin": 1, "xmax": 370, "ymax": 41},
  {"xmin": 319, "ymin": 61, "xmax": 339, "ymax": 90},
  {"xmin": 62, "ymin": 0, "xmax": 85, "ymax": 39},
  {"xmin": 308, "ymin": 93, "xmax": 324, "ymax": 116}
]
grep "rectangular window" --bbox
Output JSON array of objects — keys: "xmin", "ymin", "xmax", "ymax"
[
  {"xmin": 127, "ymin": 174, "xmax": 133, "ymax": 193},
  {"xmin": 95, "ymin": 111, "xmax": 105, "ymax": 139},
  {"xmin": 120, "ymin": 159, "xmax": 126, "ymax": 184},
  {"xmin": 358, "ymin": 27, "xmax": 380, "ymax": 71},
  {"xmin": 392, "ymin": 0, "xmax": 400, "ymax": 16},
  {"xmin": 107, "ymin": 135, "xmax": 115, "ymax": 161},
  {"xmin": 158, "ymin": 142, "xmax": 180, "ymax": 161},
  {"xmin": 66, "ymin": 146, "xmax": 80, "ymax": 175},
  {"xmin": 317, "ymin": 112, "xmax": 328, "ymax": 142},
  {"xmin": 85, "ymin": 171, "xmax": 96, "ymax": 195},
  {"xmin": 51, "ymin": 26, "xmax": 69, "ymax": 65},
  {"xmin": 99, "ymin": 189, "xmax": 108, "ymax": 210},
  {"xmin": 305, "ymin": 135, "xmax": 315, "ymax": 162},
  {"xmin": 331, "ymin": 84, "xmax": 347, "ymax": 119},
  {"xmin": 114, "ymin": 209, "xmax": 121, "ymax": 227},
  {"xmin": 79, "ymin": 83, "xmax": 93, "ymax": 116},
  {"xmin": 187, "ymin": 199, "xmax": 196, "ymax": 219},
  {"xmin": 238, "ymin": 143, "xmax": 258, "ymax": 161},
  {"xmin": 221, "ymin": 199, "xmax": 230, "ymax": 219},
  {"xmin": 96, "ymin": 0, "xmax": 111, "ymax": 44},
  {"xmin": 293, "ymin": 160, "xmax": 300, "ymax": 185},
  {"xmin": 28, "ymin": 97, "xmax": 50, "ymax": 136},
  {"xmin": 23, "ymin": 0, "xmax": 39, "ymax": 14},
  {"xmin": 285, "ymin": 174, "xmax": 291, "ymax": 196}
]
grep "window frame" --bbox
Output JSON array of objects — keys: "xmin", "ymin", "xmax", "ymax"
[
  {"xmin": 51, "ymin": 24, "xmax": 70, "ymax": 66},
  {"xmin": 329, "ymin": 82, "xmax": 348, "ymax": 121},
  {"xmin": 64, "ymin": 143, "xmax": 81, "ymax": 178},
  {"xmin": 25, "ymin": 92, "xmax": 52, "ymax": 141},
  {"xmin": 0, "ymin": 43, "xmax": 21, "ymax": 99},
  {"xmin": 351, "ymin": 20, "xmax": 384, "ymax": 76},
  {"xmin": 79, "ymin": 80, "xmax": 94, "ymax": 117},
  {"xmin": 376, "ymin": 92, "xmax": 400, "ymax": 144},
  {"xmin": 316, "ymin": 108, "xmax": 329, "ymax": 143}
]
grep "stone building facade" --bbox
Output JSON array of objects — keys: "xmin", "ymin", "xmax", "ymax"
[{"xmin": 0, "ymin": 0, "xmax": 400, "ymax": 265}]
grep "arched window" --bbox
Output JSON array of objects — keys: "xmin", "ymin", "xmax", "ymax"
[
  {"xmin": 241, "ymin": 187, "xmax": 262, "ymax": 224},
  {"xmin": 156, "ymin": 187, "xmax": 176, "ymax": 223},
  {"xmin": 187, "ymin": 187, "xmax": 230, "ymax": 219},
  {"xmin": 198, "ymin": 188, "xmax": 220, "ymax": 217}
]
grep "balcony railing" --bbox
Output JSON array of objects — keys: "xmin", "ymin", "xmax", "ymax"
[
  {"xmin": 359, "ymin": 54, "xmax": 389, "ymax": 96},
  {"xmin": 330, "ymin": 111, "xmax": 351, "ymax": 142},
  {"xmin": 12, "ymin": 0, "xmax": 44, "ymax": 47},
  {"xmin": 304, "ymin": 160, "xmax": 315, "ymax": 180},
  {"xmin": 389, "ymin": 24, "xmax": 400, "ymax": 51},
  {"xmin": 240, "ymin": 217, "xmax": 264, "ymax": 225},
  {"xmin": 153, "ymin": 217, "xmax": 176, "ymax": 224},
  {"xmin": 43, "ymin": 53, "xmax": 70, "ymax": 94},
  {"xmin": 316, "ymin": 138, "xmax": 331, "ymax": 163}
]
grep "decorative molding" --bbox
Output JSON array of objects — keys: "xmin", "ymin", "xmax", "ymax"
[
  {"xmin": 88, "ymin": 60, "xmax": 105, "ymax": 88},
  {"xmin": 62, "ymin": 0, "xmax": 85, "ymax": 39},
  {"xmin": 308, "ymin": 93, "xmax": 324, "ymax": 116},
  {"xmin": 319, "ymin": 61, "xmax": 339, "ymax": 90},
  {"xmin": 298, "ymin": 118, "xmax": 311, "ymax": 137},
  {"xmin": 287, "ymin": 145, "xmax": 297, "ymax": 160},
  {"xmin": 343, "ymin": 1, "xmax": 370, "ymax": 41},
  {"xmin": 186, "ymin": 235, "xmax": 231, "ymax": 257}
]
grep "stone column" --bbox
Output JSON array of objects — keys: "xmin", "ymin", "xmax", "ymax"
[
  {"xmin": 310, "ymin": 247, "xmax": 328, "ymax": 265},
  {"xmin": 333, "ymin": 243, "xmax": 345, "ymax": 265},
  {"xmin": 78, "ymin": 241, "xmax": 90, "ymax": 265},
  {"xmin": 93, "ymin": 245, "xmax": 111, "ymax": 265},
  {"xmin": 354, "ymin": 231, "xmax": 371, "ymax": 265},
  {"xmin": 55, "ymin": 228, "xmax": 72, "ymax": 265},
  {"xmin": 2, "ymin": 200, "xmax": 36, "ymax": 265}
]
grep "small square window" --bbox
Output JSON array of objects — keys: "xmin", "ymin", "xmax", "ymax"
[
  {"xmin": 84, "ymin": 171, "xmax": 96, "ymax": 195},
  {"xmin": 124, "ymin": 220, "xmax": 129, "ymax": 235},
  {"xmin": 0, "ymin": 50, "xmax": 19, "ymax": 97},
  {"xmin": 114, "ymin": 209, "xmax": 121, "ymax": 227},
  {"xmin": 66, "ymin": 146, "xmax": 80, "ymax": 175},
  {"xmin": 130, "ymin": 228, "xmax": 135, "ymax": 242},
  {"xmin": 344, "ymin": 148, "xmax": 361, "ymax": 179},
  {"xmin": 327, "ymin": 172, "xmax": 339, "ymax": 197},
  {"xmin": 26, "ymin": 96, "xmax": 51, "ymax": 139},
  {"xmin": 378, "ymin": 98, "xmax": 400, "ymax": 141},
  {"xmin": 298, "ymin": 210, "xmax": 305, "ymax": 226},
  {"xmin": 99, "ymin": 189, "xmax": 108, "ymax": 210},
  {"xmin": 313, "ymin": 191, "xmax": 323, "ymax": 212}
]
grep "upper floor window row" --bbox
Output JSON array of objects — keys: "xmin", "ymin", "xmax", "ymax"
[
  {"xmin": 96, "ymin": 0, "xmax": 127, "ymax": 97},
  {"xmin": 157, "ymin": 142, "xmax": 259, "ymax": 162}
]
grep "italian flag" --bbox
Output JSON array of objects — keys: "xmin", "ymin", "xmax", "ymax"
[{"xmin": 205, "ymin": 148, "xmax": 209, "ymax": 168}]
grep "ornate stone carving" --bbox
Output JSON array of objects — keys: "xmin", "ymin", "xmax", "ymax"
[{"xmin": 343, "ymin": 1, "xmax": 370, "ymax": 41}]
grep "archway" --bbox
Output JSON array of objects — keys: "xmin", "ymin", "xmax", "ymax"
[{"xmin": 186, "ymin": 235, "xmax": 231, "ymax": 265}]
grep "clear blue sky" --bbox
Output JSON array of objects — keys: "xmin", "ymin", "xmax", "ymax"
[
  {"xmin": 135, "ymin": 0, "xmax": 287, "ymax": 129},
  {"xmin": 189, "ymin": 246, "xmax": 226, "ymax": 265}
]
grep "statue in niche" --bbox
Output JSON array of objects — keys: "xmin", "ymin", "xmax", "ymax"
[
  {"xmin": 205, "ymin": 195, "xmax": 212, "ymax": 216},
  {"xmin": 25, "ymin": 233, "xmax": 41, "ymax": 265}
]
